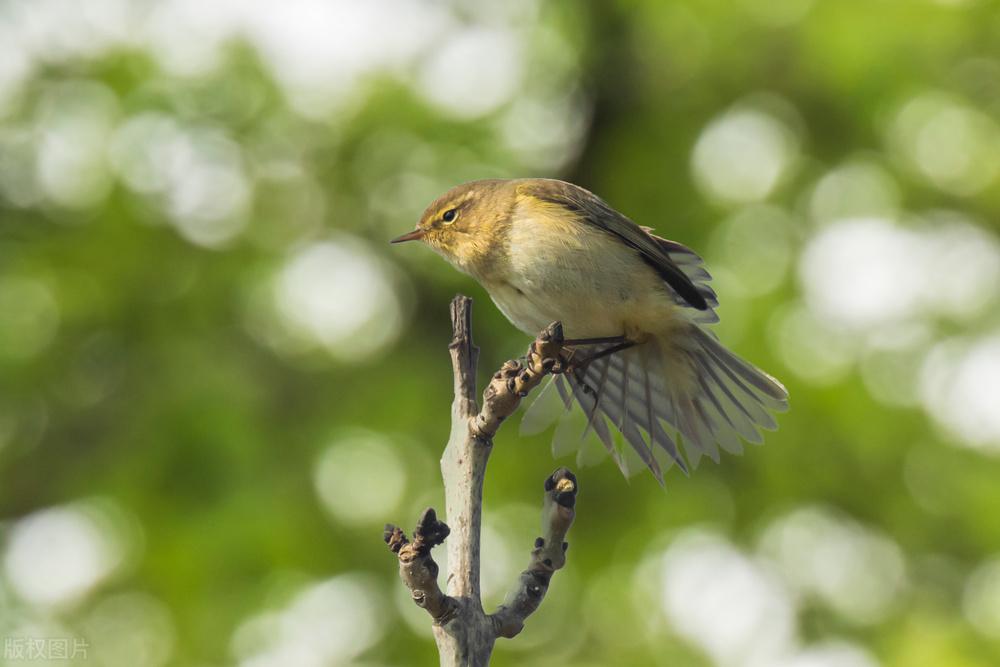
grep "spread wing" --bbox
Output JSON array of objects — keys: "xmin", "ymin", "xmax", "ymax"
[{"xmin": 520, "ymin": 179, "xmax": 710, "ymax": 311}]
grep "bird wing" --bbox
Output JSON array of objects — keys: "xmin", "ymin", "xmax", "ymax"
[
  {"xmin": 519, "ymin": 179, "xmax": 710, "ymax": 311},
  {"xmin": 644, "ymin": 231, "xmax": 719, "ymax": 324}
]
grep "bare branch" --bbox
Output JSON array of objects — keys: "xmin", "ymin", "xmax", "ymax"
[
  {"xmin": 449, "ymin": 295, "xmax": 479, "ymax": 418},
  {"xmin": 382, "ymin": 296, "xmax": 580, "ymax": 665},
  {"xmin": 384, "ymin": 508, "xmax": 458, "ymax": 624},
  {"xmin": 491, "ymin": 467, "xmax": 578, "ymax": 639},
  {"xmin": 442, "ymin": 295, "xmax": 488, "ymax": 602}
]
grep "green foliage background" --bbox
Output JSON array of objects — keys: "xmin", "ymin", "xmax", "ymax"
[{"xmin": 1, "ymin": 1, "xmax": 1000, "ymax": 666}]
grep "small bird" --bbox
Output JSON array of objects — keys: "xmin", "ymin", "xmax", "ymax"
[{"xmin": 392, "ymin": 178, "xmax": 787, "ymax": 482}]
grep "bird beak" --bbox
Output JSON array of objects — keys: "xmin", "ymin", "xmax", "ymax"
[{"xmin": 390, "ymin": 228, "xmax": 425, "ymax": 244}]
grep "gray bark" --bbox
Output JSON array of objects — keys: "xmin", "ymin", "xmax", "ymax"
[{"xmin": 384, "ymin": 295, "xmax": 579, "ymax": 666}]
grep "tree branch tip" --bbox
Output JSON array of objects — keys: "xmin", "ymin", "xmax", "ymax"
[
  {"xmin": 555, "ymin": 477, "xmax": 575, "ymax": 494},
  {"xmin": 416, "ymin": 506, "xmax": 439, "ymax": 527},
  {"xmin": 384, "ymin": 524, "xmax": 409, "ymax": 553},
  {"xmin": 449, "ymin": 294, "xmax": 473, "ymax": 317},
  {"xmin": 544, "ymin": 467, "xmax": 578, "ymax": 509},
  {"xmin": 414, "ymin": 507, "xmax": 450, "ymax": 551},
  {"xmin": 448, "ymin": 294, "xmax": 475, "ymax": 348}
]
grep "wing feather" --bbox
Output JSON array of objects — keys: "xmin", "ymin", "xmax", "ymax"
[{"xmin": 521, "ymin": 179, "xmax": 709, "ymax": 310}]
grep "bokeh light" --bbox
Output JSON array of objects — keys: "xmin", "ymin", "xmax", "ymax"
[
  {"xmin": 243, "ymin": 0, "xmax": 448, "ymax": 118},
  {"xmin": 921, "ymin": 334, "xmax": 1000, "ymax": 452},
  {"xmin": 109, "ymin": 113, "xmax": 251, "ymax": 248},
  {"xmin": 709, "ymin": 205, "xmax": 796, "ymax": 297},
  {"xmin": 659, "ymin": 530, "xmax": 795, "ymax": 667},
  {"xmin": 692, "ymin": 101, "xmax": 800, "ymax": 205},
  {"xmin": 272, "ymin": 236, "xmax": 406, "ymax": 362},
  {"xmin": 799, "ymin": 217, "xmax": 926, "ymax": 333},
  {"xmin": 799, "ymin": 216, "xmax": 1000, "ymax": 334},
  {"xmin": 498, "ymin": 91, "xmax": 588, "ymax": 171},
  {"xmin": 35, "ymin": 79, "xmax": 118, "ymax": 210},
  {"xmin": 770, "ymin": 303, "xmax": 856, "ymax": 386},
  {"xmin": 82, "ymin": 592, "xmax": 176, "ymax": 667},
  {"xmin": 418, "ymin": 26, "xmax": 523, "ymax": 120},
  {"xmin": 232, "ymin": 574, "xmax": 385, "ymax": 667},
  {"xmin": 3, "ymin": 501, "xmax": 129, "ymax": 609},
  {"xmin": 314, "ymin": 430, "xmax": 407, "ymax": 527},
  {"xmin": 758, "ymin": 506, "xmax": 907, "ymax": 625},
  {"xmin": 808, "ymin": 160, "xmax": 901, "ymax": 225},
  {"xmin": 888, "ymin": 91, "xmax": 1000, "ymax": 196}
]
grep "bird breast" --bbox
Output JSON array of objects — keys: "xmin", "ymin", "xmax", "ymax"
[{"xmin": 479, "ymin": 201, "xmax": 682, "ymax": 339}]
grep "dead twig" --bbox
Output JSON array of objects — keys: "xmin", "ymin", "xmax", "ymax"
[{"xmin": 383, "ymin": 296, "xmax": 580, "ymax": 666}]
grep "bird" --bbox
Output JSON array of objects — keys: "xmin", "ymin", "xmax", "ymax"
[{"xmin": 391, "ymin": 178, "xmax": 787, "ymax": 483}]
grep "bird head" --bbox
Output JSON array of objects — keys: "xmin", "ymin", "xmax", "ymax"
[{"xmin": 391, "ymin": 179, "xmax": 514, "ymax": 274}]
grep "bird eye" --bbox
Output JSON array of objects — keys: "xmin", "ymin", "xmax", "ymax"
[{"xmin": 442, "ymin": 209, "xmax": 457, "ymax": 223}]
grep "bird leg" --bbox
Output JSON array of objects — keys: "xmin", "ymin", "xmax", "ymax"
[
  {"xmin": 561, "ymin": 334, "xmax": 630, "ymax": 347},
  {"xmin": 566, "ymin": 339, "xmax": 636, "ymax": 374}
]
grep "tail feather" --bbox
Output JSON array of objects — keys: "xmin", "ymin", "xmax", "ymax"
[
  {"xmin": 580, "ymin": 354, "xmax": 611, "ymax": 442},
  {"xmin": 638, "ymin": 343, "xmax": 681, "ymax": 471},
  {"xmin": 571, "ymin": 359, "xmax": 619, "ymax": 457},
  {"xmin": 689, "ymin": 365, "xmax": 745, "ymax": 455},
  {"xmin": 520, "ymin": 376, "xmax": 567, "ymax": 436},
  {"xmin": 693, "ymin": 395, "xmax": 743, "ymax": 456},
  {"xmin": 694, "ymin": 328, "xmax": 787, "ymax": 409},
  {"xmin": 573, "ymin": 360, "xmax": 674, "ymax": 478},
  {"xmin": 679, "ymin": 395, "xmax": 721, "ymax": 464},
  {"xmin": 618, "ymin": 352, "xmax": 631, "ymax": 430},
  {"xmin": 698, "ymin": 344, "xmax": 780, "ymax": 430},
  {"xmin": 553, "ymin": 374, "xmax": 573, "ymax": 409},
  {"xmin": 666, "ymin": 390, "xmax": 704, "ymax": 468},
  {"xmin": 563, "ymin": 371, "xmax": 629, "ymax": 476},
  {"xmin": 577, "ymin": 353, "xmax": 687, "ymax": 473},
  {"xmin": 545, "ymin": 324, "xmax": 787, "ymax": 481},
  {"xmin": 694, "ymin": 355, "xmax": 765, "ymax": 443},
  {"xmin": 610, "ymin": 348, "xmax": 695, "ymax": 470}
]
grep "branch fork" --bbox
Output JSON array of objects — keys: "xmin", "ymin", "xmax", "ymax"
[{"xmin": 383, "ymin": 296, "xmax": 580, "ymax": 666}]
